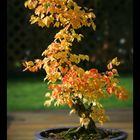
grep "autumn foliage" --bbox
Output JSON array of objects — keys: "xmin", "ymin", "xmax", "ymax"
[{"xmin": 23, "ymin": 0, "xmax": 128, "ymax": 128}]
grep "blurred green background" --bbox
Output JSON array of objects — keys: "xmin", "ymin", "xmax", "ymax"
[
  {"xmin": 7, "ymin": 0, "xmax": 133, "ymax": 112},
  {"xmin": 7, "ymin": 74, "xmax": 133, "ymax": 111}
]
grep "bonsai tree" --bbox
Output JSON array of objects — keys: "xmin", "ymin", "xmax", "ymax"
[{"xmin": 23, "ymin": 0, "xmax": 129, "ymax": 139}]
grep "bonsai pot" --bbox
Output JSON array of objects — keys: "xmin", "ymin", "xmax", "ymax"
[{"xmin": 34, "ymin": 127, "xmax": 128, "ymax": 140}]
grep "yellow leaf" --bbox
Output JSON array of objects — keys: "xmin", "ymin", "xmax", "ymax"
[
  {"xmin": 30, "ymin": 15, "xmax": 39, "ymax": 24},
  {"xmin": 80, "ymin": 117, "xmax": 90, "ymax": 127},
  {"xmin": 85, "ymin": 55, "xmax": 89, "ymax": 61},
  {"xmin": 44, "ymin": 100, "xmax": 51, "ymax": 107},
  {"xmin": 25, "ymin": 61, "xmax": 34, "ymax": 67},
  {"xmin": 69, "ymin": 109, "xmax": 76, "ymax": 115},
  {"xmin": 24, "ymin": 1, "xmax": 28, "ymax": 8},
  {"xmin": 92, "ymin": 22, "xmax": 96, "ymax": 30},
  {"xmin": 112, "ymin": 57, "xmax": 120, "ymax": 66},
  {"xmin": 40, "ymin": 14, "xmax": 45, "ymax": 19},
  {"xmin": 25, "ymin": 0, "xmax": 38, "ymax": 9},
  {"xmin": 38, "ymin": 20, "xmax": 46, "ymax": 27},
  {"xmin": 45, "ymin": 92, "xmax": 50, "ymax": 97},
  {"xmin": 54, "ymin": 22, "xmax": 60, "ymax": 27}
]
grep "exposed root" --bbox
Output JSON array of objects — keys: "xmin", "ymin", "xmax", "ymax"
[
  {"xmin": 45, "ymin": 126, "xmax": 121, "ymax": 140},
  {"xmin": 59, "ymin": 126, "xmax": 105, "ymax": 140}
]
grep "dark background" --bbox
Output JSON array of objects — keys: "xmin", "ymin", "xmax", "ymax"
[{"xmin": 7, "ymin": 0, "xmax": 133, "ymax": 76}]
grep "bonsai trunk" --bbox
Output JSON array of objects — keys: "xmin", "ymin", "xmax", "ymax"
[
  {"xmin": 59, "ymin": 97, "xmax": 100, "ymax": 139},
  {"xmin": 72, "ymin": 97, "xmax": 98, "ymax": 134},
  {"xmin": 87, "ymin": 117, "xmax": 98, "ymax": 133}
]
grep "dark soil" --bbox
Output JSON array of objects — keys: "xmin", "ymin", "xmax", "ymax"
[{"xmin": 41, "ymin": 127, "xmax": 122, "ymax": 140}]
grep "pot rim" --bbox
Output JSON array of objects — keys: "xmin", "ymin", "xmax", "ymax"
[{"xmin": 34, "ymin": 127, "xmax": 128, "ymax": 140}]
